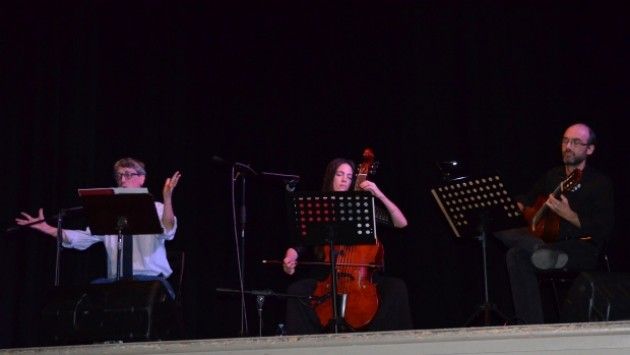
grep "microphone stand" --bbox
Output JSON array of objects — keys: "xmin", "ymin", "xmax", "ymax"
[
  {"xmin": 221, "ymin": 158, "xmax": 299, "ymax": 336},
  {"xmin": 53, "ymin": 206, "xmax": 83, "ymax": 286},
  {"xmin": 232, "ymin": 163, "xmax": 257, "ymax": 336},
  {"xmin": 54, "ymin": 209, "xmax": 65, "ymax": 287},
  {"xmin": 239, "ymin": 171, "xmax": 248, "ymax": 336}
]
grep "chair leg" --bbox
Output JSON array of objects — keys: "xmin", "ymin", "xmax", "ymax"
[{"xmin": 550, "ymin": 279, "xmax": 562, "ymax": 321}]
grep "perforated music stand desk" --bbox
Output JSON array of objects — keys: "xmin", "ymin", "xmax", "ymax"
[
  {"xmin": 78, "ymin": 188, "xmax": 162, "ymax": 280},
  {"xmin": 431, "ymin": 175, "xmax": 524, "ymax": 238},
  {"xmin": 286, "ymin": 191, "xmax": 377, "ymax": 333},
  {"xmin": 287, "ymin": 191, "xmax": 377, "ymax": 247},
  {"xmin": 431, "ymin": 174, "xmax": 525, "ymax": 326}
]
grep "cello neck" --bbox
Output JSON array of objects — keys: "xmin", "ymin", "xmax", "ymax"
[
  {"xmin": 354, "ymin": 147, "xmax": 375, "ymax": 191},
  {"xmin": 354, "ymin": 172, "xmax": 368, "ymax": 190}
]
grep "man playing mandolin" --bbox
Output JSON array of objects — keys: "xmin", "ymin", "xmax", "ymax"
[
  {"xmin": 496, "ymin": 123, "xmax": 614, "ymax": 324},
  {"xmin": 282, "ymin": 154, "xmax": 412, "ymax": 334}
]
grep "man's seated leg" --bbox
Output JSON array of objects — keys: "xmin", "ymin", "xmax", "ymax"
[
  {"xmin": 506, "ymin": 246, "xmax": 545, "ymax": 324},
  {"xmin": 531, "ymin": 247, "xmax": 569, "ymax": 270}
]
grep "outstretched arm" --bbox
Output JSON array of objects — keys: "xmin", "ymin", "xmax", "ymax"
[
  {"xmin": 162, "ymin": 171, "xmax": 181, "ymax": 231},
  {"xmin": 15, "ymin": 208, "xmax": 67, "ymax": 241},
  {"xmin": 359, "ymin": 180, "xmax": 408, "ymax": 228}
]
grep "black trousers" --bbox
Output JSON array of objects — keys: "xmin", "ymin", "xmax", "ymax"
[
  {"xmin": 496, "ymin": 228, "xmax": 599, "ymax": 324},
  {"xmin": 285, "ymin": 273, "xmax": 413, "ymax": 335}
]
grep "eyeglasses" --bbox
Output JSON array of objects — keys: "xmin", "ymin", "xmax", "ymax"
[
  {"xmin": 114, "ymin": 172, "xmax": 143, "ymax": 180},
  {"xmin": 561, "ymin": 138, "xmax": 590, "ymax": 147}
]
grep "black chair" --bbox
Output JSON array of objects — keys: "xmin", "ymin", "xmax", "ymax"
[
  {"xmin": 166, "ymin": 250, "xmax": 186, "ymax": 338},
  {"xmin": 538, "ymin": 248, "xmax": 611, "ymax": 322},
  {"xmin": 167, "ymin": 250, "xmax": 186, "ymax": 302}
]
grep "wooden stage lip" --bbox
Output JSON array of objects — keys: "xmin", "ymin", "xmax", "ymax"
[{"xmin": 6, "ymin": 321, "xmax": 630, "ymax": 355}]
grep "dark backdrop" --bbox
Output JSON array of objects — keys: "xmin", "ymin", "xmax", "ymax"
[{"xmin": 1, "ymin": 0, "xmax": 628, "ymax": 348}]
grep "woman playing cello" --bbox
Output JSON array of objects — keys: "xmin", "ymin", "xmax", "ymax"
[{"xmin": 282, "ymin": 156, "xmax": 412, "ymax": 334}]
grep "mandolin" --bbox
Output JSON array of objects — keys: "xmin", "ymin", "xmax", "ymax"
[{"xmin": 522, "ymin": 168, "xmax": 582, "ymax": 243}]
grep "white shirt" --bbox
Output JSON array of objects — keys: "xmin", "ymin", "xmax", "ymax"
[{"xmin": 63, "ymin": 201, "xmax": 177, "ymax": 278}]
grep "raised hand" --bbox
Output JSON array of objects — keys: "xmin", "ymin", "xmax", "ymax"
[{"xmin": 163, "ymin": 171, "xmax": 182, "ymax": 201}]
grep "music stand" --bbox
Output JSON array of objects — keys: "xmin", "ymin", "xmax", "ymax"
[
  {"xmin": 286, "ymin": 191, "xmax": 377, "ymax": 333},
  {"xmin": 78, "ymin": 187, "xmax": 162, "ymax": 281},
  {"xmin": 431, "ymin": 174, "xmax": 525, "ymax": 326}
]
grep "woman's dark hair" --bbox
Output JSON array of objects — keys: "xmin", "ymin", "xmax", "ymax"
[{"xmin": 321, "ymin": 158, "xmax": 355, "ymax": 191}]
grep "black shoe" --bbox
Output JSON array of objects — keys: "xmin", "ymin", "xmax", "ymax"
[{"xmin": 531, "ymin": 248, "xmax": 568, "ymax": 270}]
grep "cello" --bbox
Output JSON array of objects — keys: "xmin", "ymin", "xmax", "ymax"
[
  {"xmin": 522, "ymin": 168, "xmax": 582, "ymax": 243},
  {"xmin": 311, "ymin": 148, "xmax": 384, "ymax": 330}
]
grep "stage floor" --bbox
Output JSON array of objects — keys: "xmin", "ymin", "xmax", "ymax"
[{"xmin": 6, "ymin": 321, "xmax": 630, "ymax": 354}]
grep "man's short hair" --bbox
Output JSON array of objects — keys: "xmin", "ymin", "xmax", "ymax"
[{"xmin": 113, "ymin": 157, "xmax": 146, "ymax": 175}]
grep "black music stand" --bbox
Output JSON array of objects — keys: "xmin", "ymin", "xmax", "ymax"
[
  {"xmin": 431, "ymin": 174, "xmax": 525, "ymax": 326},
  {"xmin": 78, "ymin": 188, "xmax": 162, "ymax": 281},
  {"xmin": 287, "ymin": 191, "xmax": 377, "ymax": 333}
]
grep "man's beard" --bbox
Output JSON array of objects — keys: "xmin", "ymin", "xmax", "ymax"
[{"xmin": 563, "ymin": 151, "xmax": 586, "ymax": 167}]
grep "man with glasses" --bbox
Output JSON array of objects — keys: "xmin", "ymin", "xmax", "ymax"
[
  {"xmin": 15, "ymin": 157, "xmax": 181, "ymax": 298},
  {"xmin": 496, "ymin": 123, "xmax": 614, "ymax": 324}
]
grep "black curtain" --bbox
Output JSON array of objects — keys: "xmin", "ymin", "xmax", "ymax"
[{"xmin": 1, "ymin": 0, "xmax": 628, "ymax": 348}]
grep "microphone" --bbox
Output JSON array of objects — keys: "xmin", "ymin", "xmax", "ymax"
[
  {"xmin": 234, "ymin": 162, "xmax": 258, "ymax": 176},
  {"xmin": 285, "ymin": 178, "xmax": 300, "ymax": 192},
  {"xmin": 260, "ymin": 171, "xmax": 300, "ymax": 192}
]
